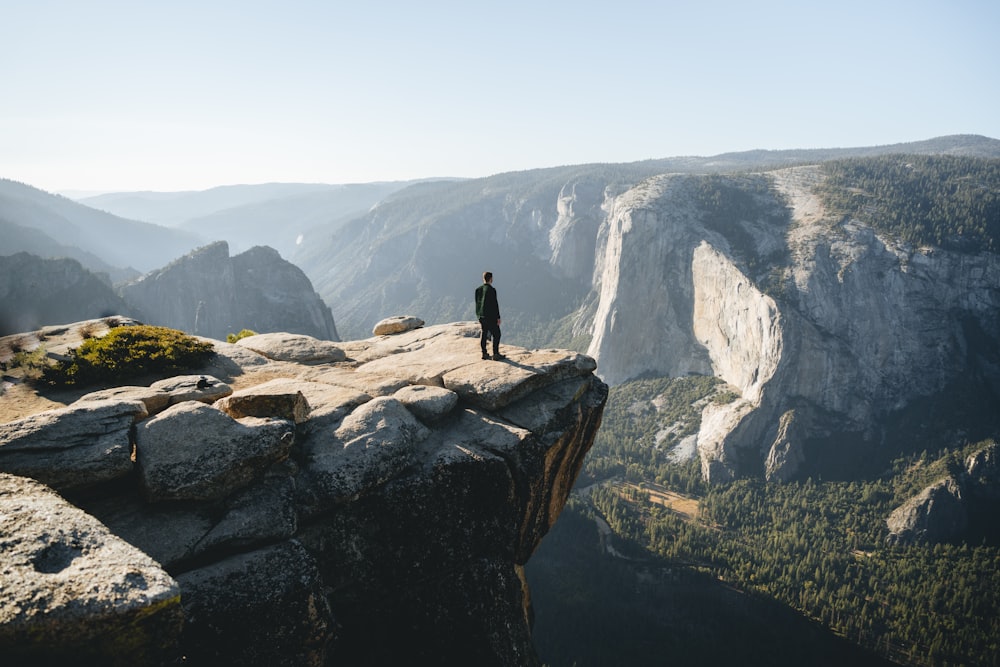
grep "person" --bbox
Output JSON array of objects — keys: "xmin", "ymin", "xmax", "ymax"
[{"xmin": 474, "ymin": 271, "xmax": 504, "ymax": 360}]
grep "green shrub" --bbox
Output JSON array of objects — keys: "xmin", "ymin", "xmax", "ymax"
[
  {"xmin": 42, "ymin": 325, "xmax": 215, "ymax": 387},
  {"xmin": 9, "ymin": 346, "xmax": 49, "ymax": 379},
  {"xmin": 226, "ymin": 328, "xmax": 258, "ymax": 343}
]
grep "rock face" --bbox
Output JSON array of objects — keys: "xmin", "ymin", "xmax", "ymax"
[
  {"xmin": 886, "ymin": 476, "xmax": 968, "ymax": 545},
  {"xmin": 886, "ymin": 442, "xmax": 1000, "ymax": 545},
  {"xmin": 586, "ymin": 167, "xmax": 1000, "ymax": 482},
  {"xmin": 0, "ymin": 321, "xmax": 607, "ymax": 665},
  {"xmin": 0, "ymin": 253, "xmax": 130, "ymax": 335},
  {"xmin": 119, "ymin": 241, "xmax": 338, "ymax": 342}
]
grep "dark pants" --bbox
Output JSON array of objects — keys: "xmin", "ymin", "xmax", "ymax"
[{"xmin": 479, "ymin": 317, "xmax": 501, "ymax": 356}]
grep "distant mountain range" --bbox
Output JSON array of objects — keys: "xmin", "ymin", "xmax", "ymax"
[
  {"xmin": 0, "ymin": 179, "xmax": 200, "ymax": 274},
  {"xmin": 78, "ymin": 181, "xmax": 427, "ymax": 258}
]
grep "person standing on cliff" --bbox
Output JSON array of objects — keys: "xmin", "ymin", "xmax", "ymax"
[{"xmin": 475, "ymin": 271, "xmax": 505, "ymax": 360}]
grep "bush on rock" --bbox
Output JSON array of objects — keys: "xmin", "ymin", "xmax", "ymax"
[{"xmin": 43, "ymin": 325, "xmax": 214, "ymax": 387}]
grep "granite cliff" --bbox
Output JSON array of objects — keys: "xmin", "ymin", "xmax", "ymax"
[
  {"xmin": 586, "ymin": 166, "xmax": 1000, "ymax": 482},
  {"xmin": 119, "ymin": 241, "xmax": 339, "ymax": 342},
  {"xmin": 0, "ymin": 319, "xmax": 607, "ymax": 665}
]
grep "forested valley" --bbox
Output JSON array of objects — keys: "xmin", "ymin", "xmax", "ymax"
[{"xmin": 526, "ymin": 376, "xmax": 1000, "ymax": 667}]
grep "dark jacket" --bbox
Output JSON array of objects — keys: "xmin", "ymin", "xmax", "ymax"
[{"xmin": 475, "ymin": 283, "xmax": 500, "ymax": 320}]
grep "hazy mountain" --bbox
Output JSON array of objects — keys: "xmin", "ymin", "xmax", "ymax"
[
  {"xmin": 0, "ymin": 219, "xmax": 139, "ymax": 284},
  {"xmin": 0, "ymin": 253, "xmax": 131, "ymax": 335},
  {"xmin": 78, "ymin": 181, "xmax": 418, "ymax": 229},
  {"xmin": 78, "ymin": 182, "xmax": 341, "ymax": 226},
  {"xmin": 0, "ymin": 179, "xmax": 202, "ymax": 273},
  {"xmin": 176, "ymin": 182, "xmax": 414, "ymax": 258}
]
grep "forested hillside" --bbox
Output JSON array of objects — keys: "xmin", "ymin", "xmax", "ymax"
[
  {"xmin": 818, "ymin": 155, "xmax": 1000, "ymax": 251},
  {"xmin": 528, "ymin": 376, "xmax": 1000, "ymax": 667}
]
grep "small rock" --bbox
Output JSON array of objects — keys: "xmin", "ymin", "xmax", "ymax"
[{"xmin": 373, "ymin": 315, "xmax": 425, "ymax": 336}]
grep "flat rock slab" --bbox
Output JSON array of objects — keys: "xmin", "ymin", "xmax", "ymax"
[
  {"xmin": 348, "ymin": 321, "xmax": 480, "ymax": 364},
  {"xmin": 0, "ymin": 473, "xmax": 182, "ymax": 662},
  {"xmin": 236, "ymin": 332, "xmax": 346, "ymax": 364},
  {"xmin": 443, "ymin": 349, "xmax": 597, "ymax": 411},
  {"xmin": 0, "ymin": 399, "xmax": 147, "ymax": 492},
  {"xmin": 354, "ymin": 324, "xmax": 487, "ymax": 385},
  {"xmin": 355, "ymin": 323, "xmax": 597, "ymax": 411},
  {"xmin": 150, "ymin": 374, "xmax": 233, "ymax": 405},
  {"xmin": 75, "ymin": 384, "xmax": 173, "ymax": 416},
  {"xmin": 300, "ymin": 366, "xmax": 408, "ymax": 397}
]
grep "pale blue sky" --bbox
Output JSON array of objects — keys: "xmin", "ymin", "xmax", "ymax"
[{"xmin": 2, "ymin": 0, "xmax": 998, "ymax": 193}]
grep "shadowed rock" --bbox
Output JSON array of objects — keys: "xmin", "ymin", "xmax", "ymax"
[
  {"xmin": 886, "ymin": 476, "xmax": 968, "ymax": 545},
  {"xmin": 176, "ymin": 540, "xmax": 333, "ymax": 665}
]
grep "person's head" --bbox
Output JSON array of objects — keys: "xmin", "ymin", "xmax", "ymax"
[{"xmin": 483, "ymin": 271, "xmax": 493, "ymax": 284}]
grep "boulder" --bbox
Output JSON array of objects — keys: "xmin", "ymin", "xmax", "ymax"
[
  {"xmin": 373, "ymin": 315, "xmax": 424, "ymax": 336},
  {"xmin": 393, "ymin": 384, "xmax": 458, "ymax": 423},
  {"xmin": 236, "ymin": 331, "xmax": 346, "ymax": 363},
  {"xmin": 135, "ymin": 401, "xmax": 294, "ymax": 502},
  {"xmin": 215, "ymin": 379, "xmax": 312, "ymax": 423},
  {"xmin": 297, "ymin": 396, "xmax": 430, "ymax": 516},
  {"xmin": 0, "ymin": 399, "xmax": 146, "ymax": 492},
  {"xmin": 0, "ymin": 473, "xmax": 182, "ymax": 665}
]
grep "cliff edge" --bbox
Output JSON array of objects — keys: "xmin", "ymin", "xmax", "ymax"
[{"xmin": 0, "ymin": 320, "xmax": 607, "ymax": 666}]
